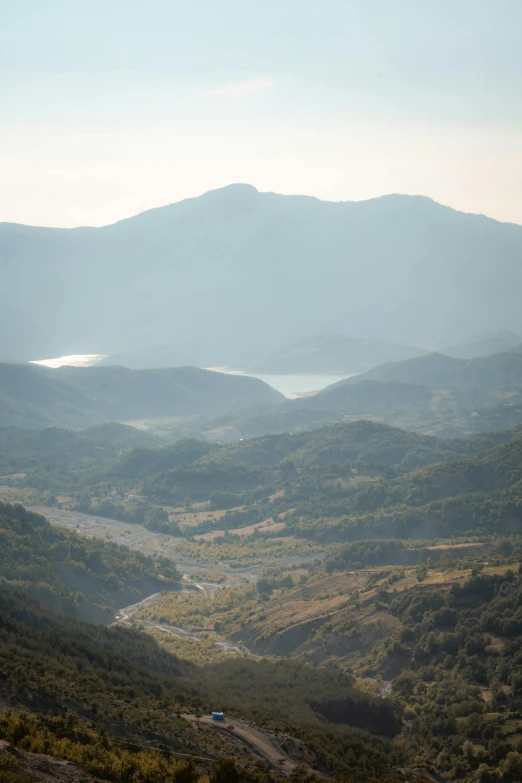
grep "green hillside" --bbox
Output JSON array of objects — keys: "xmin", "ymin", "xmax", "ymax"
[
  {"xmin": 79, "ymin": 421, "xmax": 165, "ymax": 448},
  {"xmin": 0, "ymin": 426, "xmax": 123, "ymax": 471},
  {"xmin": 0, "ymin": 503, "xmax": 180, "ymax": 623},
  {"xmin": 292, "ymin": 432, "xmax": 522, "ymax": 542},
  {"xmin": 59, "ymin": 421, "xmax": 515, "ymax": 536},
  {"xmin": 104, "ymin": 438, "xmax": 218, "ymax": 479},
  {"xmin": 4, "ymin": 420, "xmax": 522, "ymax": 548},
  {"xmin": 278, "ymin": 352, "xmax": 522, "ymax": 437},
  {"xmin": 3, "ymin": 420, "xmax": 518, "ymax": 541},
  {"xmin": 123, "ymin": 420, "xmax": 508, "ymax": 476},
  {"xmin": 0, "ymin": 587, "xmax": 399, "ymax": 779},
  {"xmin": 0, "ymin": 423, "xmax": 167, "ymax": 476},
  {"xmin": 298, "ymin": 379, "xmax": 432, "ymax": 414},
  {"xmin": 179, "ymin": 554, "xmax": 522, "ymax": 780}
]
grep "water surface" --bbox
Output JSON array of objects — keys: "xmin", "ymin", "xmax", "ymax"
[{"xmin": 30, "ymin": 354, "xmax": 354, "ymax": 397}]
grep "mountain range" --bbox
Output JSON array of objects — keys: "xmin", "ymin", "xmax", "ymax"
[
  {"xmin": 245, "ymin": 334, "xmax": 425, "ymax": 375},
  {"xmin": 0, "ymin": 363, "xmax": 282, "ymax": 429},
  {"xmin": 333, "ymin": 350, "xmax": 522, "ymax": 399},
  {"xmin": 5, "ymin": 349, "xmax": 522, "ymax": 434},
  {"xmin": 3, "ymin": 184, "xmax": 522, "ymax": 362},
  {"xmin": 441, "ymin": 329, "xmax": 522, "ymax": 360}
]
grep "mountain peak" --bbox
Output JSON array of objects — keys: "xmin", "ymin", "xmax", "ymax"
[
  {"xmin": 203, "ymin": 183, "xmax": 259, "ymax": 198},
  {"xmin": 3, "ymin": 186, "xmax": 522, "ymax": 360}
]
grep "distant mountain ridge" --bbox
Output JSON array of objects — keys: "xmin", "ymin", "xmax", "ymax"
[
  {"xmin": 304, "ymin": 351, "xmax": 522, "ymax": 422},
  {"xmin": 185, "ymin": 351, "xmax": 522, "ymax": 442},
  {"xmin": 441, "ymin": 329, "xmax": 522, "ymax": 360},
  {"xmin": 0, "ymin": 363, "xmax": 283, "ymax": 429},
  {"xmin": 333, "ymin": 350, "xmax": 522, "ymax": 395},
  {"xmin": 245, "ymin": 334, "xmax": 426, "ymax": 375},
  {"xmin": 2, "ymin": 184, "xmax": 522, "ymax": 361}
]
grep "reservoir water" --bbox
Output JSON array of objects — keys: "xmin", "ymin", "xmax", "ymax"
[
  {"xmin": 205, "ymin": 368, "xmax": 353, "ymax": 397},
  {"xmin": 30, "ymin": 355, "xmax": 354, "ymax": 397}
]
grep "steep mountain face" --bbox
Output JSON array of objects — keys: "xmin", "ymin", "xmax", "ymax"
[
  {"xmin": 0, "ymin": 363, "xmax": 283, "ymax": 429},
  {"xmin": 2, "ymin": 184, "xmax": 522, "ymax": 361}
]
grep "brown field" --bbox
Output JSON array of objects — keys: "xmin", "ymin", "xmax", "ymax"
[
  {"xmin": 0, "ymin": 487, "xmax": 42, "ymax": 504},
  {"xmin": 169, "ymin": 507, "xmax": 237, "ymax": 531},
  {"xmin": 195, "ymin": 519, "xmax": 286, "ymax": 541},
  {"xmin": 422, "ymin": 562, "xmax": 520, "ymax": 586},
  {"xmin": 56, "ymin": 495, "xmax": 75, "ymax": 506},
  {"xmin": 240, "ymin": 571, "xmax": 367, "ymax": 636}
]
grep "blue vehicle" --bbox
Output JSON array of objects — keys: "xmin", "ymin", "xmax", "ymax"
[{"xmin": 211, "ymin": 712, "xmax": 225, "ymax": 722}]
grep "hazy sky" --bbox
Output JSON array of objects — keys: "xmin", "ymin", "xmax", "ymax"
[{"xmin": 2, "ymin": 0, "xmax": 522, "ymax": 227}]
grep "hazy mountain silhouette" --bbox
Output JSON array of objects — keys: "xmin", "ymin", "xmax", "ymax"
[
  {"xmin": 0, "ymin": 363, "xmax": 283, "ymax": 429},
  {"xmin": 247, "ymin": 334, "xmax": 425, "ymax": 374},
  {"xmin": 323, "ymin": 351, "xmax": 522, "ymax": 408},
  {"xmin": 2, "ymin": 184, "xmax": 522, "ymax": 361},
  {"xmin": 441, "ymin": 330, "xmax": 522, "ymax": 360}
]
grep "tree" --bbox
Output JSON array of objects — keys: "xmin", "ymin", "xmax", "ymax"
[
  {"xmin": 501, "ymin": 752, "xmax": 522, "ymax": 779},
  {"xmin": 209, "ymin": 758, "xmax": 240, "ymax": 783}
]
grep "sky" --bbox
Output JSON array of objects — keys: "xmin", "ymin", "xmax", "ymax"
[{"xmin": 1, "ymin": 0, "xmax": 522, "ymax": 227}]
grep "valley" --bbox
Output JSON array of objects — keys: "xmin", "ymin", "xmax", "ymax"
[
  {"xmin": 3, "ymin": 350, "xmax": 522, "ymax": 782},
  {"xmin": 4, "ymin": 3, "xmax": 522, "ymax": 780},
  {"xmin": 31, "ymin": 506, "xmax": 323, "ymax": 584}
]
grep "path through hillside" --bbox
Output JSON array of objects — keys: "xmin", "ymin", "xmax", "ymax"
[{"xmin": 182, "ymin": 715, "xmax": 301, "ymax": 776}]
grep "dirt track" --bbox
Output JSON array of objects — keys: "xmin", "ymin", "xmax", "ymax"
[{"xmin": 183, "ymin": 714, "xmax": 298, "ymax": 775}]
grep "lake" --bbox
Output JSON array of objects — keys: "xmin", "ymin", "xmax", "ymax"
[
  {"xmin": 30, "ymin": 355, "xmax": 353, "ymax": 397},
  {"xmin": 30, "ymin": 353, "xmax": 107, "ymax": 369},
  {"xmin": 205, "ymin": 368, "xmax": 354, "ymax": 397}
]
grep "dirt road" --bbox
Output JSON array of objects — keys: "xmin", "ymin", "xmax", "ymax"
[
  {"xmin": 183, "ymin": 715, "xmax": 300, "ymax": 776},
  {"xmin": 112, "ymin": 595, "xmax": 257, "ymax": 657},
  {"xmin": 110, "ymin": 584, "xmax": 201, "ymax": 627}
]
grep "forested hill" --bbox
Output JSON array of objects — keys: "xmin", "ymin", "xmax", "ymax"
[
  {"xmin": 96, "ymin": 420, "xmax": 512, "ymax": 481},
  {"xmin": 293, "ymin": 430, "xmax": 522, "ymax": 541},
  {"xmin": 332, "ymin": 351, "xmax": 522, "ymax": 397},
  {"xmin": 0, "ymin": 363, "xmax": 283, "ymax": 429},
  {"xmin": 3, "ymin": 185, "xmax": 522, "ymax": 362},
  {"xmin": 300, "ymin": 350, "xmax": 522, "ymax": 424},
  {"xmin": 0, "ymin": 422, "xmax": 165, "ymax": 474},
  {"xmin": 71, "ymin": 421, "xmax": 517, "ymax": 530},
  {"xmin": 0, "ymin": 587, "xmax": 401, "ymax": 780},
  {"xmin": 0, "ymin": 424, "xmax": 154, "ymax": 471},
  {"xmin": 3, "ymin": 420, "xmax": 522, "ymax": 546},
  {"xmin": 0, "ymin": 503, "xmax": 180, "ymax": 623}
]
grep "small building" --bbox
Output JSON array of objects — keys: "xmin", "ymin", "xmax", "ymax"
[{"xmin": 211, "ymin": 712, "xmax": 225, "ymax": 721}]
